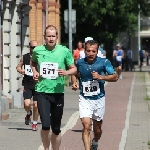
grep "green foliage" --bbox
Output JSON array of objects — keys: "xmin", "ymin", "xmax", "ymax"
[
  {"xmin": 60, "ymin": 0, "xmax": 150, "ymax": 57},
  {"xmin": 148, "ymin": 140, "xmax": 150, "ymax": 145},
  {"xmin": 145, "ymin": 95, "xmax": 150, "ymax": 101}
]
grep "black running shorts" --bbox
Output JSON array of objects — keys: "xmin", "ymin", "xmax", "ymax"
[
  {"xmin": 23, "ymin": 86, "xmax": 37, "ymax": 101},
  {"xmin": 36, "ymin": 92, "xmax": 64, "ymax": 133}
]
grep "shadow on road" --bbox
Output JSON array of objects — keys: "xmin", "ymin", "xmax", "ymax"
[
  {"xmin": 71, "ymin": 129, "xmax": 82, "ymax": 132},
  {"xmin": 8, "ymin": 127, "xmax": 32, "ymax": 130}
]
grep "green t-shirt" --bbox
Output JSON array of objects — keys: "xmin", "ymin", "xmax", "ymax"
[{"xmin": 31, "ymin": 44, "xmax": 74, "ymax": 93}]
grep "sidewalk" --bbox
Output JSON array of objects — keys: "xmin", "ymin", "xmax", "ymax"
[
  {"xmin": 0, "ymin": 87, "xmax": 79, "ymax": 150},
  {"xmin": 124, "ymin": 68, "xmax": 150, "ymax": 150},
  {"xmin": 0, "ymin": 65, "xmax": 150, "ymax": 150}
]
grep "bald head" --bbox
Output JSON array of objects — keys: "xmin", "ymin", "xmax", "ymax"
[
  {"xmin": 29, "ymin": 40, "xmax": 38, "ymax": 54},
  {"xmin": 44, "ymin": 25, "xmax": 58, "ymax": 36},
  {"xmin": 30, "ymin": 40, "xmax": 38, "ymax": 47}
]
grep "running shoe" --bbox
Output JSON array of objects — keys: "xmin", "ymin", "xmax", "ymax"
[
  {"xmin": 90, "ymin": 139, "xmax": 98, "ymax": 150},
  {"xmin": 25, "ymin": 114, "xmax": 31, "ymax": 125},
  {"xmin": 32, "ymin": 124, "xmax": 38, "ymax": 131},
  {"xmin": 118, "ymin": 74, "xmax": 122, "ymax": 79}
]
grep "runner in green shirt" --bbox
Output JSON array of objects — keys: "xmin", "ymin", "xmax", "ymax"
[
  {"xmin": 32, "ymin": 44, "xmax": 73, "ymax": 93},
  {"xmin": 30, "ymin": 25, "xmax": 77, "ymax": 150}
]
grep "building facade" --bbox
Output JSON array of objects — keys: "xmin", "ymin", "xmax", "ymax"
[
  {"xmin": 118, "ymin": 16, "xmax": 150, "ymax": 64},
  {"xmin": 2, "ymin": 0, "xmax": 61, "ymax": 108}
]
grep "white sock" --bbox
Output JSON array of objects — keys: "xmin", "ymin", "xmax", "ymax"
[
  {"xmin": 92, "ymin": 139, "xmax": 98, "ymax": 145},
  {"xmin": 27, "ymin": 111, "xmax": 30, "ymax": 115},
  {"xmin": 33, "ymin": 121, "xmax": 37, "ymax": 124}
]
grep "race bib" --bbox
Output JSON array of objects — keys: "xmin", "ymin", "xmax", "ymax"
[
  {"xmin": 82, "ymin": 80, "xmax": 100, "ymax": 96},
  {"xmin": 116, "ymin": 56, "xmax": 122, "ymax": 61},
  {"xmin": 25, "ymin": 65, "xmax": 33, "ymax": 76},
  {"xmin": 40, "ymin": 62, "xmax": 58, "ymax": 79}
]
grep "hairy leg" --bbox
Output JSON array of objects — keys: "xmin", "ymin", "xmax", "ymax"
[
  {"xmin": 33, "ymin": 101, "xmax": 38, "ymax": 121},
  {"xmin": 92, "ymin": 120, "xmax": 103, "ymax": 142},
  {"xmin": 51, "ymin": 132, "xmax": 61, "ymax": 150},
  {"xmin": 24, "ymin": 99, "xmax": 31, "ymax": 113},
  {"xmin": 41, "ymin": 129, "xmax": 50, "ymax": 150},
  {"xmin": 118, "ymin": 65, "xmax": 122, "ymax": 76},
  {"xmin": 81, "ymin": 117, "xmax": 91, "ymax": 150}
]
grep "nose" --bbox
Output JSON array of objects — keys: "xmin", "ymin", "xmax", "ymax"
[
  {"xmin": 89, "ymin": 51, "xmax": 93, "ymax": 55},
  {"xmin": 50, "ymin": 37, "xmax": 53, "ymax": 40}
]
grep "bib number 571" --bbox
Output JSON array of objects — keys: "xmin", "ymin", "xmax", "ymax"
[{"xmin": 42, "ymin": 68, "xmax": 55, "ymax": 74}]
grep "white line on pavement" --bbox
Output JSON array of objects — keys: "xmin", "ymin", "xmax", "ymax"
[
  {"xmin": 118, "ymin": 73, "xmax": 135, "ymax": 150},
  {"xmin": 38, "ymin": 111, "xmax": 79, "ymax": 150}
]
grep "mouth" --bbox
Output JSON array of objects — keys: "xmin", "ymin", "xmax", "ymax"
[
  {"xmin": 48, "ymin": 40, "xmax": 54, "ymax": 43},
  {"xmin": 87, "ymin": 56, "xmax": 94, "ymax": 59}
]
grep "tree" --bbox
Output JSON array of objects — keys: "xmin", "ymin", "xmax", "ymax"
[{"xmin": 60, "ymin": 0, "xmax": 150, "ymax": 58}]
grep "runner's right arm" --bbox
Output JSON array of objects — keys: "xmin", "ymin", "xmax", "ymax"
[
  {"xmin": 30, "ymin": 60, "xmax": 37, "ymax": 74},
  {"xmin": 71, "ymin": 75, "xmax": 77, "ymax": 84},
  {"xmin": 122, "ymin": 50, "xmax": 124, "ymax": 58},
  {"xmin": 71, "ymin": 60, "xmax": 79, "ymax": 91},
  {"xmin": 16, "ymin": 56, "xmax": 25, "ymax": 74},
  {"xmin": 112, "ymin": 50, "xmax": 116, "ymax": 58},
  {"xmin": 71, "ymin": 75, "xmax": 79, "ymax": 91}
]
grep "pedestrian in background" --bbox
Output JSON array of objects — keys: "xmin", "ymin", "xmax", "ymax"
[
  {"xmin": 73, "ymin": 41, "xmax": 85, "ymax": 62},
  {"xmin": 139, "ymin": 48, "xmax": 145, "ymax": 71},
  {"xmin": 145, "ymin": 50, "xmax": 149, "ymax": 66},
  {"xmin": 97, "ymin": 44, "xmax": 106, "ymax": 58},
  {"xmin": 113, "ymin": 43, "xmax": 124, "ymax": 79},
  {"xmin": 73, "ymin": 37, "xmax": 93, "ymax": 62},
  {"xmin": 127, "ymin": 48, "xmax": 133, "ymax": 71}
]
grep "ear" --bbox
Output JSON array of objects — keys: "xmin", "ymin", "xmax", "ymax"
[{"xmin": 44, "ymin": 35, "xmax": 46, "ymax": 40}]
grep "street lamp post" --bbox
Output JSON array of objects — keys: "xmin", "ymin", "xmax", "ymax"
[
  {"xmin": 20, "ymin": 8, "xmax": 25, "ymax": 53},
  {"xmin": 64, "ymin": 8, "xmax": 76, "ymax": 53},
  {"xmin": 68, "ymin": 0, "xmax": 72, "ymax": 52},
  {"xmin": 0, "ymin": 0, "xmax": 2, "ymax": 121},
  {"xmin": 138, "ymin": 4, "xmax": 141, "ymax": 51},
  {"xmin": 46, "ymin": 0, "xmax": 48, "ymax": 26}
]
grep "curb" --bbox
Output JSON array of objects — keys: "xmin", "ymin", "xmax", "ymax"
[{"xmin": 119, "ymin": 73, "xmax": 135, "ymax": 150}]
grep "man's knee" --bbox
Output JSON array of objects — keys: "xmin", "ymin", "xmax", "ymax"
[
  {"xmin": 33, "ymin": 101, "xmax": 38, "ymax": 109},
  {"xmin": 51, "ymin": 126, "xmax": 61, "ymax": 135},
  {"xmin": 24, "ymin": 99, "xmax": 31, "ymax": 107},
  {"xmin": 42, "ymin": 126, "xmax": 50, "ymax": 130}
]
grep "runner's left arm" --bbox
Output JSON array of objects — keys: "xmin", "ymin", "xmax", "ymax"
[
  {"xmin": 104, "ymin": 60, "xmax": 118, "ymax": 82},
  {"xmin": 96, "ymin": 73, "xmax": 118, "ymax": 82},
  {"xmin": 65, "ymin": 64, "xmax": 77, "ymax": 76},
  {"xmin": 92, "ymin": 59, "xmax": 118, "ymax": 82}
]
